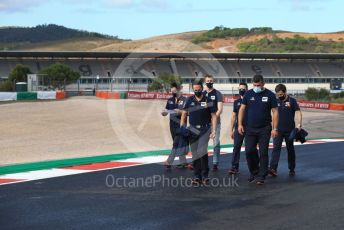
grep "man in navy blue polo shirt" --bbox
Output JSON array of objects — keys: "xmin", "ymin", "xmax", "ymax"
[
  {"xmin": 181, "ymin": 80, "xmax": 217, "ymax": 185},
  {"xmin": 269, "ymin": 84, "xmax": 302, "ymax": 177},
  {"xmin": 162, "ymin": 83, "xmax": 188, "ymax": 169},
  {"xmin": 238, "ymin": 75, "xmax": 279, "ymax": 185},
  {"xmin": 204, "ymin": 74, "xmax": 223, "ymax": 172},
  {"xmin": 229, "ymin": 82, "xmax": 250, "ymax": 175}
]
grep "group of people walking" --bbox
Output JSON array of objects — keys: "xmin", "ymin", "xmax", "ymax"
[{"xmin": 162, "ymin": 74, "xmax": 302, "ymax": 186}]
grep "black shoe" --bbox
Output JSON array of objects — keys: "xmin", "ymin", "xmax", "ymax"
[
  {"xmin": 164, "ymin": 163, "xmax": 172, "ymax": 170},
  {"xmin": 212, "ymin": 164, "xmax": 218, "ymax": 172},
  {"xmin": 192, "ymin": 178, "xmax": 201, "ymax": 186},
  {"xmin": 248, "ymin": 175, "xmax": 256, "ymax": 183},
  {"xmin": 202, "ymin": 177, "xmax": 210, "ymax": 185},
  {"xmin": 176, "ymin": 163, "xmax": 188, "ymax": 169},
  {"xmin": 256, "ymin": 180, "xmax": 265, "ymax": 185},
  {"xmin": 187, "ymin": 164, "xmax": 194, "ymax": 170},
  {"xmin": 269, "ymin": 169, "xmax": 278, "ymax": 177},
  {"xmin": 228, "ymin": 168, "xmax": 239, "ymax": 175},
  {"xmin": 289, "ymin": 170, "xmax": 296, "ymax": 176}
]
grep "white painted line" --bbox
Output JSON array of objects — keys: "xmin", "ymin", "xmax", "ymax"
[
  {"xmin": 0, "ymin": 168, "xmax": 91, "ymax": 180},
  {"xmin": 1, "ymin": 139, "xmax": 343, "ymax": 186}
]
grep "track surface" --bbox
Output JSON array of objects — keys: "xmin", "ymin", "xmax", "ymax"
[{"xmin": 1, "ymin": 142, "xmax": 344, "ymax": 230}]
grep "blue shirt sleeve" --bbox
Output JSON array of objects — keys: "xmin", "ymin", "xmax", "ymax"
[
  {"xmin": 207, "ymin": 97, "xmax": 217, "ymax": 113},
  {"xmin": 293, "ymin": 98, "xmax": 300, "ymax": 111},
  {"xmin": 183, "ymin": 97, "xmax": 190, "ymax": 111},
  {"xmin": 166, "ymin": 98, "xmax": 175, "ymax": 110},
  {"xmin": 242, "ymin": 94, "xmax": 248, "ymax": 105},
  {"xmin": 270, "ymin": 93, "xmax": 278, "ymax": 108},
  {"xmin": 233, "ymin": 100, "xmax": 238, "ymax": 113},
  {"xmin": 216, "ymin": 91, "xmax": 224, "ymax": 102}
]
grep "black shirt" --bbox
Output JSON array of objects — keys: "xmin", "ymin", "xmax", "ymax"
[
  {"xmin": 183, "ymin": 95, "xmax": 216, "ymax": 127},
  {"xmin": 165, "ymin": 96, "xmax": 187, "ymax": 127},
  {"xmin": 277, "ymin": 96, "xmax": 300, "ymax": 132},
  {"xmin": 233, "ymin": 98, "xmax": 247, "ymax": 128},
  {"xmin": 204, "ymin": 89, "xmax": 223, "ymax": 112},
  {"xmin": 242, "ymin": 88, "xmax": 278, "ymax": 128}
]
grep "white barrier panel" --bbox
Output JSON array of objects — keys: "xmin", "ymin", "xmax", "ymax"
[
  {"xmin": 0, "ymin": 92, "xmax": 17, "ymax": 101},
  {"xmin": 37, "ymin": 91, "xmax": 56, "ymax": 100}
]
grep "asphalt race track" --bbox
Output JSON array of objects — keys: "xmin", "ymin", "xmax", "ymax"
[{"xmin": 1, "ymin": 142, "xmax": 344, "ymax": 230}]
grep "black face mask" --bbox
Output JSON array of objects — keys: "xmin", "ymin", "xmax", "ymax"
[
  {"xmin": 239, "ymin": 89, "xmax": 246, "ymax": 96},
  {"xmin": 278, "ymin": 96, "xmax": 285, "ymax": 101},
  {"xmin": 194, "ymin": 91, "xmax": 203, "ymax": 97},
  {"xmin": 172, "ymin": 93, "xmax": 177, "ymax": 98},
  {"xmin": 206, "ymin": 82, "xmax": 213, "ymax": 89}
]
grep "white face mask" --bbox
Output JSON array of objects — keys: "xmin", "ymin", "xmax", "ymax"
[{"xmin": 253, "ymin": 86, "xmax": 264, "ymax": 93}]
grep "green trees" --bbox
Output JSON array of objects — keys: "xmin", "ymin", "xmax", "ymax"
[
  {"xmin": 0, "ymin": 64, "xmax": 32, "ymax": 91},
  {"xmin": 147, "ymin": 73, "xmax": 182, "ymax": 92},
  {"xmin": 238, "ymin": 35, "xmax": 344, "ymax": 53},
  {"xmin": 8, "ymin": 64, "xmax": 32, "ymax": 82},
  {"xmin": 0, "ymin": 63, "xmax": 80, "ymax": 92},
  {"xmin": 192, "ymin": 26, "xmax": 269, "ymax": 44},
  {"xmin": 39, "ymin": 63, "xmax": 80, "ymax": 90},
  {"xmin": 305, "ymin": 87, "xmax": 330, "ymax": 101},
  {"xmin": 0, "ymin": 24, "xmax": 118, "ymax": 43},
  {"xmin": 0, "ymin": 80, "xmax": 13, "ymax": 92}
]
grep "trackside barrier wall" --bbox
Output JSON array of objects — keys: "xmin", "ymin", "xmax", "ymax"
[
  {"xmin": 94, "ymin": 91, "xmax": 344, "ymax": 111},
  {"xmin": 0, "ymin": 92, "xmax": 17, "ymax": 101},
  {"xmin": 0, "ymin": 91, "xmax": 66, "ymax": 101},
  {"xmin": 16, "ymin": 92, "xmax": 37, "ymax": 101}
]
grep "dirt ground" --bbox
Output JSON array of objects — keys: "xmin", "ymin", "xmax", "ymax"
[{"xmin": 0, "ymin": 97, "xmax": 343, "ymax": 165}]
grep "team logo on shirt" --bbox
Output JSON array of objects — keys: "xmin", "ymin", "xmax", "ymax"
[
  {"xmin": 285, "ymin": 102, "xmax": 290, "ymax": 107},
  {"xmin": 191, "ymin": 102, "xmax": 195, "ymax": 106},
  {"xmin": 250, "ymin": 97, "xmax": 255, "ymax": 101},
  {"xmin": 237, "ymin": 102, "xmax": 241, "ymax": 106},
  {"xmin": 278, "ymin": 103, "xmax": 281, "ymax": 107},
  {"xmin": 178, "ymin": 100, "xmax": 184, "ymax": 105},
  {"xmin": 211, "ymin": 95, "xmax": 216, "ymax": 100},
  {"xmin": 201, "ymin": 102, "xmax": 207, "ymax": 107},
  {"xmin": 169, "ymin": 101, "xmax": 174, "ymax": 104},
  {"xmin": 262, "ymin": 97, "xmax": 268, "ymax": 102}
]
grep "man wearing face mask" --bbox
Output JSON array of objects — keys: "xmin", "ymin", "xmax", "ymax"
[
  {"xmin": 269, "ymin": 84, "xmax": 302, "ymax": 177},
  {"xmin": 162, "ymin": 83, "xmax": 188, "ymax": 169},
  {"xmin": 204, "ymin": 74, "xmax": 223, "ymax": 172},
  {"xmin": 238, "ymin": 75, "xmax": 279, "ymax": 185},
  {"xmin": 228, "ymin": 82, "xmax": 249, "ymax": 175},
  {"xmin": 181, "ymin": 80, "xmax": 217, "ymax": 185}
]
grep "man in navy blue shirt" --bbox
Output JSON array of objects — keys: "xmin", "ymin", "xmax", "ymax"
[
  {"xmin": 238, "ymin": 75, "xmax": 279, "ymax": 185},
  {"xmin": 228, "ymin": 82, "xmax": 251, "ymax": 175},
  {"xmin": 162, "ymin": 83, "xmax": 188, "ymax": 169},
  {"xmin": 204, "ymin": 74, "xmax": 223, "ymax": 172},
  {"xmin": 181, "ymin": 80, "xmax": 217, "ymax": 185},
  {"xmin": 269, "ymin": 84, "xmax": 302, "ymax": 177}
]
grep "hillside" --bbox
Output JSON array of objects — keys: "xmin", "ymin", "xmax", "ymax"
[
  {"xmin": 0, "ymin": 24, "xmax": 124, "ymax": 51},
  {"xmin": 1, "ymin": 25, "xmax": 344, "ymax": 53}
]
